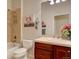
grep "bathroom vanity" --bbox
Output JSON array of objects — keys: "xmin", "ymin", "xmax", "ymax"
[{"xmin": 35, "ymin": 37, "xmax": 71, "ymax": 59}]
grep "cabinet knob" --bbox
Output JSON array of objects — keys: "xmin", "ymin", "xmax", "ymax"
[{"xmin": 67, "ymin": 50, "xmax": 70, "ymax": 53}]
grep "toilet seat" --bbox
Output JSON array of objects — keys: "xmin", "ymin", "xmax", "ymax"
[{"xmin": 14, "ymin": 48, "xmax": 27, "ymax": 57}]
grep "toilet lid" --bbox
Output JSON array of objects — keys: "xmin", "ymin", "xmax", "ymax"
[{"xmin": 14, "ymin": 48, "xmax": 27, "ymax": 54}]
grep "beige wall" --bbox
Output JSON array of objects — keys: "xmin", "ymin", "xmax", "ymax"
[
  {"xmin": 12, "ymin": 9, "xmax": 21, "ymax": 43},
  {"xmin": 8, "ymin": 0, "xmax": 71, "ymax": 41},
  {"xmin": 21, "ymin": 1, "xmax": 42, "ymax": 58},
  {"xmin": 41, "ymin": 0, "xmax": 71, "ymax": 36},
  {"xmin": 7, "ymin": 0, "xmax": 12, "ymax": 9},
  {"xmin": 7, "ymin": 0, "xmax": 21, "ymax": 10},
  {"xmin": 41, "ymin": 0, "xmax": 48, "ymax": 2},
  {"xmin": 7, "ymin": 9, "xmax": 21, "ymax": 43},
  {"xmin": 7, "ymin": 10, "xmax": 13, "ymax": 42},
  {"xmin": 22, "ymin": 0, "xmax": 42, "ymax": 40},
  {"xmin": 11, "ymin": 0, "xmax": 21, "ymax": 10},
  {"xmin": 7, "ymin": 0, "xmax": 21, "ymax": 43}
]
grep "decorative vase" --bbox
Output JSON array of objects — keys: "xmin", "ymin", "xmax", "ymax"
[{"xmin": 62, "ymin": 35, "xmax": 71, "ymax": 40}]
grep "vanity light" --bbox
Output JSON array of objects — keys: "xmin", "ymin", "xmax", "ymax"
[
  {"xmin": 49, "ymin": 0, "xmax": 60, "ymax": 5},
  {"xmin": 49, "ymin": 0, "xmax": 66, "ymax": 5}
]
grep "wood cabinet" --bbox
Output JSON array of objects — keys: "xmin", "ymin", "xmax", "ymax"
[
  {"xmin": 35, "ymin": 42, "xmax": 71, "ymax": 59},
  {"xmin": 35, "ymin": 48, "xmax": 52, "ymax": 59},
  {"xmin": 35, "ymin": 42, "xmax": 54, "ymax": 59},
  {"xmin": 55, "ymin": 46, "xmax": 71, "ymax": 59}
]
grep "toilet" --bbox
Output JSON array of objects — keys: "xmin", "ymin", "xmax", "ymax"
[{"xmin": 14, "ymin": 40, "xmax": 33, "ymax": 59}]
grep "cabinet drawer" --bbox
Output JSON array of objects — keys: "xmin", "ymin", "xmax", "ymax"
[
  {"xmin": 35, "ymin": 54, "xmax": 52, "ymax": 59},
  {"xmin": 35, "ymin": 42, "xmax": 53, "ymax": 51},
  {"xmin": 55, "ymin": 46, "xmax": 71, "ymax": 53},
  {"xmin": 55, "ymin": 46, "xmax": 71, "ymax": 59},
  {"xmin": 35, "ymin": 48, "xmax": 53, "ymax": 59},
  {"xmin": 35, "ymin": 48, "xmax": 52, "ymax": 55}
]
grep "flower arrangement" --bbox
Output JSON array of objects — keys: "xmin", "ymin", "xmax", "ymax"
[{"xmin": 61, "ymin": 24, "xmax": 71, "ymax": 40}]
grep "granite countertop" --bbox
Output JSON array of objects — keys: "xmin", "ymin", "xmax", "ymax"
[{"xmin": 35, "ymin": 37, "xmax": 71, "ymax": 47}]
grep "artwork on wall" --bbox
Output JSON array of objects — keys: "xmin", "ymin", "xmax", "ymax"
[
  {"xmin": 42, "ymin": 21, "xmax": 46, "ymax": 27},
  {"xmin": 35, "ymin": 17, "xmax": 39, "ymax": 29},
  {"xmin": 42, "ymin": 21, "xmax": 46, "ymax": 35},
  {"xmin": 24, "ymin": 16, "xmax": 34, "ymax": 27},
  {"xmin": 42, "ymin": 29, "xmax": 46, "ymax": 35}
]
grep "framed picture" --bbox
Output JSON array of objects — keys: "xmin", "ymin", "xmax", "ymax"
[{"xmin": 24, "ymin": 15, "xmax": 34, "ymax": 27}]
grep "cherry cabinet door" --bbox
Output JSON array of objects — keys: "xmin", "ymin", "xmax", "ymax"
[
  {"xmin": 55, "ymin": 46, "xmax": 71, "ymax": 59},
  {"xmin": 35, "ymin": 48, "xmax": 53, "ymax": 59}
]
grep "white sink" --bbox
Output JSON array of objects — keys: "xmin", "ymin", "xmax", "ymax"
[{"xmin": 35, "ymin": 37, "xmax": 71, "ymax": 47}]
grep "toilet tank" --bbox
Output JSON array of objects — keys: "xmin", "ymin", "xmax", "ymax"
[{"xmin": 23, "ymin": 40, "xmax": 33, "ymax": 49}]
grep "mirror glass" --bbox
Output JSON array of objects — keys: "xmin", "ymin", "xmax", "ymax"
[
  {"xmin": 54, "ymin": 14, "xmax": 71, "ymax": 36},
  {"xmin": 41, "ymin": 0, "xmax": 71, "ymax": 37}
]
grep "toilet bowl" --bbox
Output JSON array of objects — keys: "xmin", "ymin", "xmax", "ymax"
[
  {"xmin": 14, "ymin": 48, "xmax": 27, "ymax": 59},
  {"xmin": 14, "ymin": 40, "xmax": 33, "ymax": 59}
]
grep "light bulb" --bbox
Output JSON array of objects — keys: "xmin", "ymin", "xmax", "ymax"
[
  {"xmin": 56, "ymin": 0, "xmax": 60, "ymax": 3},
  {"xmin": 49, "ymin": 0, "xmax": 51, "ymax": 1},
  {"xmin": 62, "ymin": 0, "xmax": 66, "ymax": 2},
  {"xmin": 50, "ymin": 0, "xmax": 54, "ymax": 5}
]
